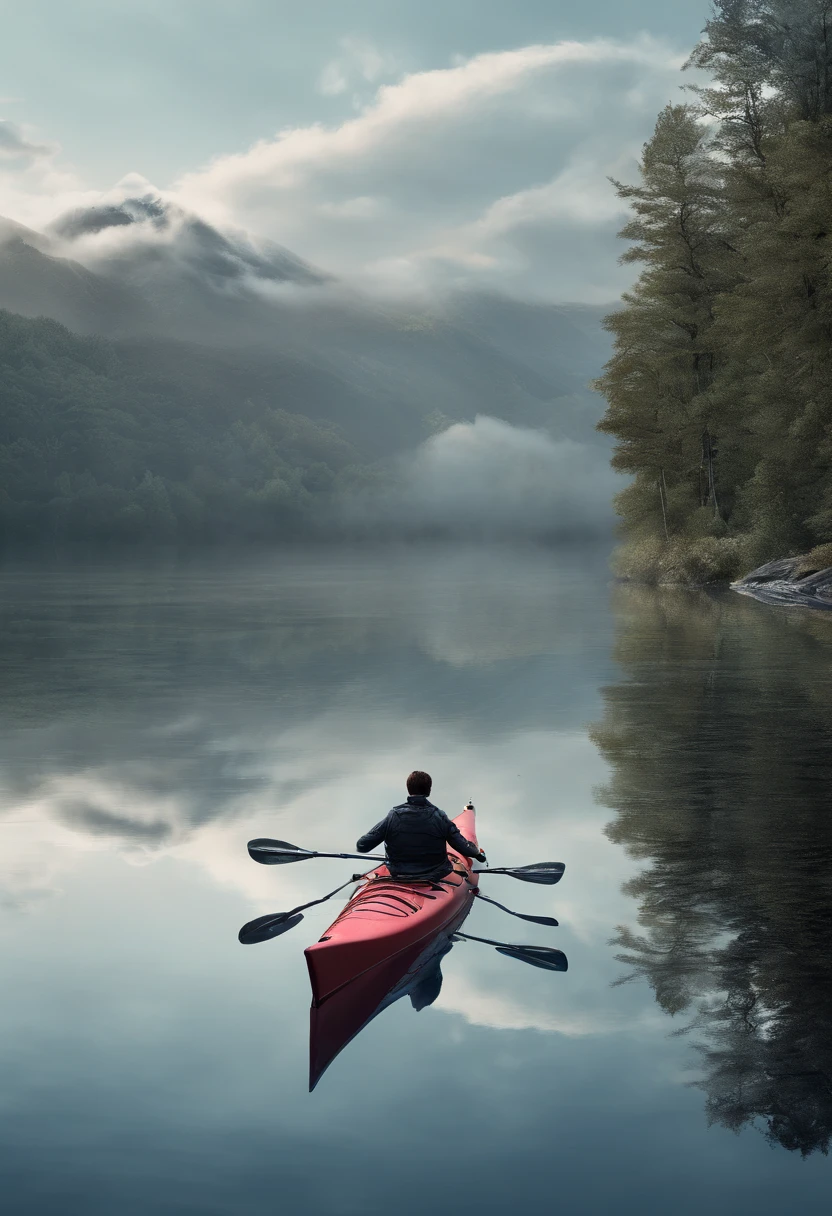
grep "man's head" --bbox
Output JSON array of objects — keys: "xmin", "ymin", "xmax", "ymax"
[{"xmin": 406, "ymin": 770, "xmax": 432, "ymax": 796}]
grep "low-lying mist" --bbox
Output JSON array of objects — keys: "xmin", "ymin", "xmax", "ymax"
[
  {"xmin": 332, "ymin": 415, "xmax": 618, "ymax": 539},
  {"xmin": 0, "ymin": 200, "xmax": 618, "ymax": 547}
]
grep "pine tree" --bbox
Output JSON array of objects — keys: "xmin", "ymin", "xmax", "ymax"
[
  {"xmin": 692, "ymin": 1, "xmax": 832, "ymax": 124},
  {"xmin": 595, "ymin": 105, "xmax": 740, "ymax": 580},
  {"xmin": 694, "ymin": 2, "xmax": 832, "ymax": 563},
  {"xmin": 597, "ymin": 1, "xmax": 832, "ymax": 581},
  {"xmin": 715, "ymin": 117, "xmax": 832, "ymax": 560}
]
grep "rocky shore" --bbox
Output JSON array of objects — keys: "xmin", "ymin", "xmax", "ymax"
[{"xmin": 732, "ymin": 555, "xmax": 832, "ymax": 610}]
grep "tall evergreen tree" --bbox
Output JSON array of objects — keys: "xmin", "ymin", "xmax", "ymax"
[
  {"xmin": 595, "ymin": 105, "xmax": 739, "ymax": 581},
  {"xmin": 692, "ymin": 1, "xmax": 832, "ymax": 124},
  {"xmin": 598, "ymin": 0, "xmax": 832, "ymax": 580},
  {"xmin": 715, "ymin": 116, "xmax": 832, "ymax": 561}
]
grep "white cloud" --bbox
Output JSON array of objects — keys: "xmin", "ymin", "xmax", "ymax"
[
  {"xmin": 0, "ymin": 119, "xmax": 98, "ymax": 229},
  {"xmin": 471, "ymin": 159, "xmax": 629, "ymax": 235},
  {"xmin": 316, "ymin": 194, "xmax": 387, "ymax": 219},
  {"xmin": 0, "ymin": 35, "xmax": 694, "ymax": 300},
  {"xmin": 318, "ymin": 37, "xmax": 398, "ymax": 96},
  {"xmin": 180, "ymin": 38, "xmax": 673, "ymax": 199},
  {"xmin": 0, "ymin": 119, "xmax": 52, "ymax": 160},
  {"xmin": 438, "ymin": 970, "xmax": 652, "ymax": 1035},
  {"xmin": 173, "ymin": 35, "xmax": 688, "ymax": 300},
  {"xmin": 318, "ymin": 61, "xmax": 349, "ymax": 97}
]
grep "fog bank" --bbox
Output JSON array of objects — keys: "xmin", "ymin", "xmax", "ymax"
[{"xmin": 336, "ymin": 416, "xmax": 618, "ymax": 539}]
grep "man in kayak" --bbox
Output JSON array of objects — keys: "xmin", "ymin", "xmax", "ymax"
[{"xmin": 356, "ymin": 770, "xmax": 486, "ymax": 881}]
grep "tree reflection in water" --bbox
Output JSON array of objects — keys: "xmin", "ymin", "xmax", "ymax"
[{"xmin": 592, "ymin": 585, "xmax": 832, "ymax": 1156}]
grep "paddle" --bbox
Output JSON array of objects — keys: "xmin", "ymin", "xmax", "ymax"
[
  {"xmin": 248, "ymin": 839, "xmax": 385, "ymax": 866},
  {"xmin": 473, "ymin": 862, "xmax": 566, "ymax": 885},
  {"xmin": 453, "ymin": 930, "xmax": 568, "ymax": 972},
  {"xmin": 473, "ymin": 888, "xmax": 558, "ymax": 927},
  {"xmin": 248, "ymin": 840, "xmax": 565, "ymax": 885},
  {"xmin": 238, "ymin": 873, "xmax": 365, "ymax": 945}
]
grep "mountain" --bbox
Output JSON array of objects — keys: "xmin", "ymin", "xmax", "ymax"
[
  {"xmin": 0, "ymin": 198, "xmax": 615, "ymax": 545},
  {"xmin": 0, "ymin": 217, "xmax": 145, "ymax": 335},
  {"xmin": 0, "ymin": 198, "xmax": 612, "ymax": 453},
  {"xmin": 48, "ymin": 195, "xmax": 327, "ymax": 287}
]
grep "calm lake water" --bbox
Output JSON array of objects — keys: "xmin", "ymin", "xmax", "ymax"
[{"xmin": 2, "ymin": 545, "xmax": 832, "ymax": 1215}]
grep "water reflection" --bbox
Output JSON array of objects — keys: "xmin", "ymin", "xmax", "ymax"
[
  {"xmin": 0, "ymin": 546, "xmax": 610, "ymax": 845},
  {"xmin": 6, "ymin": 548, "xmax": 832, "ymax": 1214},
  {"xmin": 593, "ymin": 585, "xmax": 832, "ymax": 1156},
  {"xmin": 0, "ymin": 547, "xmax": 603, "ymax": 1045}
]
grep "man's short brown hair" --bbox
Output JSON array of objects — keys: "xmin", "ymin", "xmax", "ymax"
[{"xmin": 407, "ymin": 770, "xmax": 432, "ymax": 796}]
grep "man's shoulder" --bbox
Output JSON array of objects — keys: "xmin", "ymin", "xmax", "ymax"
[{"xmin": 389, "ymin": 800, "xmax": 444, "ymax": 814}]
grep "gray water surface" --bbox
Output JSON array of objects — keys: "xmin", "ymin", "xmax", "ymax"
[{"xmin": 2, "ymin": 547, "xmax": 831, "ymax": 1214}]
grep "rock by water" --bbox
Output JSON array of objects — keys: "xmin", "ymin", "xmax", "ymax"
[{"xmin": 732, "ymin": 556, "xmax": 832, "ymax": 610}]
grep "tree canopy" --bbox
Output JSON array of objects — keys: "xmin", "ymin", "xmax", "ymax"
[
  {"xmin": 597, "ymin": 0, "xmax": 832, "ymax": 581},
  {"xmin": 0, "ymin": 309, "xmax": 367, "ymax": 545}
]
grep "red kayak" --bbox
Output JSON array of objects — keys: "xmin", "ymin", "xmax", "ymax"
[{"xmin": 304, "ymin": 802, "xmax": 479, "ymax": 1089}]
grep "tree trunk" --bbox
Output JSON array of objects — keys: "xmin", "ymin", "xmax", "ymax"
[{"xmin": 659, "ymin": 470, "xmax": 670, "ymax": 541}]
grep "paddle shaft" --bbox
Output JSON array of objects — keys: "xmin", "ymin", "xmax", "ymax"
[
  {"xmin": 238, "ymin": 870, "xmax": 374, "ymax": 944},
  {"xmin": 456, "ymin": 930, "xmax": 517, "ymax": 949},
  {"xmin": 454, "ymin": 930, "xmax": 568, "ymax": 970},
  {"xmin": 473, "ymin": 888, "xmax": 558, "ymax": 927},
  {"xmin": 251, "ymin": 845, "xmax": 386, "ymax": 863},
  {"xmin": 250, "ymin": 847, "xmax": 534, "ymax": 873}
]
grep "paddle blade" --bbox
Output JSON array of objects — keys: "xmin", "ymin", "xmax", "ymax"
[
  {"xmin": 500, "ymin": 862, "xmax": 565, "ymax": 885},
  {"xmin": 247, "ymin": 838, "xmax": 315, "ymax": 865},
  {"xmin": 496, "ymin": 945, "xmax": 568, "ymax": 972},
  {"xmin": 238, "ymin": 911, "xmax": 304, "ymax": 944}
]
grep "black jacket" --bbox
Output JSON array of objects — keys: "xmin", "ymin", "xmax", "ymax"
[{"xmin": 356, "ymin": 795, "xmax": 481, "ymax": 879}]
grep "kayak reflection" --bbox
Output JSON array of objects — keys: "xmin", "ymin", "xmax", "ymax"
[
  {"xmin": 308, "ymin": 930, "xmax": 455, "ymax": 1090},
  {"xmin": 307, "ymin": 927, "xmax": 569, "ymax": 1091}
]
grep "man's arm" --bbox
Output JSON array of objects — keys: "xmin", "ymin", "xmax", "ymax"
[
  {"xmin": 441, "ymin": 813, "xmax": 485, "ymax": 862},
  {"xmin": 356, "ymin": 815, "xmax": 389, "ymax": 853}
]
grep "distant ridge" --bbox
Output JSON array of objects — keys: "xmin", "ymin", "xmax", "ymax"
[{"xmin": 0, "ymin": 203, "xmax": 613, "ymax": 453}]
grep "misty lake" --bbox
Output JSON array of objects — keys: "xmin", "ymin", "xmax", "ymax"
[{"xmin": 2, "ymin": 544, "xmax": 832, "ymax": 1215}]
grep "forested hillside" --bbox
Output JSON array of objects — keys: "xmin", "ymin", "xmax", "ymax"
[
  {"xmin": 0, "ymin": 204, "xmax": 611, "ymax": 545},
  {"xmin": 0, "ymin": 310, "xmax": 363, "ymax": 543},
  {"xmin": 0, "ymin": 209, "xmax": 609, "ymax": 450},
  {"xmin": 596, "ymin": 0, "xmax": 832, "ymax": 583}
]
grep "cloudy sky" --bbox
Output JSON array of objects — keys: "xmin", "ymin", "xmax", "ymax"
[{"xmin": 0, "ymin": 0, "xmax": 711, "ymax": 301}]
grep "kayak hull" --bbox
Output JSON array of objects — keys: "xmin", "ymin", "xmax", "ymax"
[
  {"xmin": 307, "ymin": 912, "xmax": 464, "ymax": 1090},
  {"xmin": 304, "ymin": 804, "xmax": 479, "ymax": 1088}
]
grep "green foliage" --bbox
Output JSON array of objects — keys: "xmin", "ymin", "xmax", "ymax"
[
  {"xmin": 796, "ymin": 540, "xmax": 832, "ymax": 572},
  {"xmin": 0, "ymin": 310, "xmax": 361, "ymax": 544},
  {"xmin": 613, "ymin": 534, "xmax": 746, "ymax": 585},
  {"xmin": 597, "ymin": 3, "xmax": 832, "ymax": 582}
]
